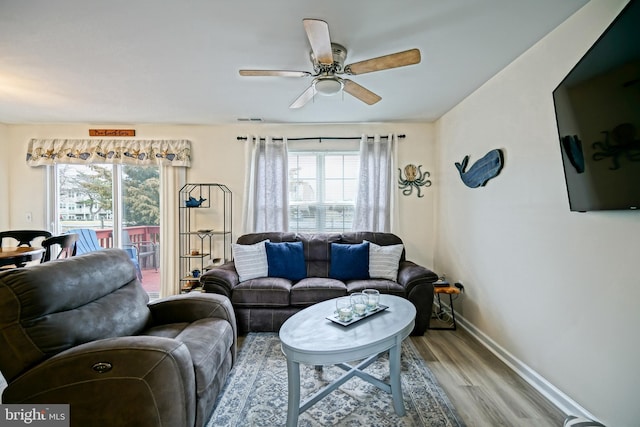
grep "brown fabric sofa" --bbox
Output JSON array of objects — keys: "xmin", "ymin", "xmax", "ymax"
[
  {"xmin": 200, "ymin": 232, "xmax": 438, "ymax": 335},
  {"xmin": 0, "ymin": 249, "xmax": 236, "ymax": 427}
]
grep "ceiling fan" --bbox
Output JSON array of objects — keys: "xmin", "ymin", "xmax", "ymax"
[{"xmin": 239, "ymin": 19, "xmax": 421, "ymax": 109}]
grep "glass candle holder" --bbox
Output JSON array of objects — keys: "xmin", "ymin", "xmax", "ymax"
[
  {"xmin": 362, "ymin": 289, "xmax": 380, "ymax": 311},
  {"xmin": 350, "ymin": 292, "xmax": 367, "ymax": 317},
  {"xmin": 335, "ymin": 297, "xmax": 354, "ymax": 322}
]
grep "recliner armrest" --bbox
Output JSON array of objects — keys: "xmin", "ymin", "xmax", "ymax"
[
  {"xmin": 3, "ymin": 336, "xmax": 196, "ymax": 427},
  {"xmin": 397, "ymin": 260, "xmax": 438, "ymax": 294},
  {"xmin": 199, "ymin": 262, "xmax": 239, "ymax": 297}
]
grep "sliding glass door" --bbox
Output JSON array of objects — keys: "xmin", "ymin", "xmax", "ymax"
[{"xmin": 52, "ymin": 164, "xmax": 160, "ymax": 296}]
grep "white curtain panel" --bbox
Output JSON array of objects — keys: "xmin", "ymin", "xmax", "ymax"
[
  {"xmin": 241, "ymin": 136, "xmax": 289, "ymax": 233},
  {"xmin": 352, "ymin": 134, "xmax": 398, "ymax": 233},
  {"xmin": 159, "ymin": 164, "xmax": 185, "ymax": 297}
]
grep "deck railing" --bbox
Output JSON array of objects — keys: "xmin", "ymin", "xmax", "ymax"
[{"xmin": 92, "ymin": 226, "xmax": 159, "ymax": 251}]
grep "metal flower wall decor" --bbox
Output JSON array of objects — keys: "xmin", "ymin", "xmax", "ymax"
[{"xmin": 398, "ymin": 164, "xmax": 431, "ymax": 197}]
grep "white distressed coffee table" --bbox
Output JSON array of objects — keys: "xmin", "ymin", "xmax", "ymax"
[{"xmin": 279, "ymin": 294, "xmax": 416, "ymax": 427}]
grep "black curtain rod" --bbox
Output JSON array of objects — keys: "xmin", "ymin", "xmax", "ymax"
[{"xmin": 236, "ymin": 134, "xmax": 405, "ymax": 142}]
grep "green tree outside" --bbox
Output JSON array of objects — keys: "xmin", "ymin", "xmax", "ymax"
[
  {"xmin": 123, "ymin": 165, "xmax": 160, "ymax": 226},
  {"xmin": 60, "ymin": 164, "xmax": 159, "ymax": 226},
  {"xmin": 74, "ymin": 165, "xmax": 113, "ymax": 219}
]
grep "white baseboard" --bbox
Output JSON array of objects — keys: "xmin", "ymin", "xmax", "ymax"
[{"xmin": 440, "ymin": 302, "xmax": 598, "ymax": 421}]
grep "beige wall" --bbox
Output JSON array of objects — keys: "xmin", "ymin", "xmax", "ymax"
[
  {"xmin": 435, "ymin": 1, "xmax": 638, "ymax": 426},
  {"xmin": 3, "ymin": 122, "xmax": 436, "ymax": 267}
]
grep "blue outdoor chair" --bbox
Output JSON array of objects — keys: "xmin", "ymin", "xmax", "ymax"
[{"xmin": 68, "ymin": 229, "xmax": 143, "ymax": 281}]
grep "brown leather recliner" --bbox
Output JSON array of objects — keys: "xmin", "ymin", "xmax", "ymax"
[{"xmin": 0, "ymin": 249, "xmax": 236, "ymax": 427}]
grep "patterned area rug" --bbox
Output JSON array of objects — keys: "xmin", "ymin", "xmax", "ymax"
[{"xmin": 207, "ymin": 333, "xmax": 465, "ymax": 427}]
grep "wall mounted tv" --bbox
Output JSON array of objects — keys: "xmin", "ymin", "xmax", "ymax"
[{"xmin": 553, "ymin": 0, "xmax": 640, "ymax": 212}]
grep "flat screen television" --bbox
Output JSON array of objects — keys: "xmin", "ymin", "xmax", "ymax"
[{"xmin": 552, "ymin": 0, "xmax": 640, "ymax": 212}]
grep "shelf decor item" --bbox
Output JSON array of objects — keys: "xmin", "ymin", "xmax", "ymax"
[
  {"xmin": 326, "ymin": 303, "xmax": 389, "ymax": 326},
  {"xmin": 185, "ymin": 196, "xmax": 206, "ymax": 207},
  {"xmin": 179, "ymin": 184, "xmax": 232, "ymax": 292}
]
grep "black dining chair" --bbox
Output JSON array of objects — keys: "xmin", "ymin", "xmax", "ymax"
[
  {"xmin": 41, "ymin": 234, "xmax": 79, "ymax": 263},
  {"xmin": 0, "ymin": 230, "xmax": 52, "ymax": 268},
  {"xmin": 0, "ymin": 230, "xmax": 52, "ymax": 248}
]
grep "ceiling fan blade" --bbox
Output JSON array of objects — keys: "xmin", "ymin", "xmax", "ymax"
[
  {"xmin": 303, "ymin": 19, "xmax": 333, "ymax": 65},
  {"xmin": 343, "ymin": 79, "xmax": 381, "ymax": 105},
  {"xmin": 289, "ymin": 85, "xmax": 316, "ymax": 109},
  {"xmin": 239, "ymin": 70, "xmax": 311, "ymax": 77},
  {"xmin": 346, "ymin": 48, "xmax": 421, "ymax": 75}
]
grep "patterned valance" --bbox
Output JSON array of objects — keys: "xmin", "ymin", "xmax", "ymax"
[{"xmin": 26, "ymin": 139, "xmax": 191, "ymax": 167}]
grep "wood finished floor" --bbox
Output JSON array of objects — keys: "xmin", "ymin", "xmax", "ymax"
[{"xmin": 412, "ymin": 324, "xmax": 566, "ymax": 426}]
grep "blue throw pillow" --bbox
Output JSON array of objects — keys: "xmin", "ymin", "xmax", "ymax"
[
  {"xmin": 329, "ymin": 242, "xmax": 370, "ymax": 280},
  {"xmin": 265, "ymin": 241, "xmax": 306, "ymax": 281}
]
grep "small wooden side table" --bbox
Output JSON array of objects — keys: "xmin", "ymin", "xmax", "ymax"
[{"xmin": 429, "ymin": 286, "xmax": 461, "ymax": 330}]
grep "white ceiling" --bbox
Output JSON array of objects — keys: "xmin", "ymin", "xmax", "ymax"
[{"xmin": 0, "ymin": 0, "xmax": 589, "ymax": 125}]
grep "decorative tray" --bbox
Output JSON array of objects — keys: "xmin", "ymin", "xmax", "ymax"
[{"xmin": 326, "ymin": 304, "xmax": 389, "ymax": 326}]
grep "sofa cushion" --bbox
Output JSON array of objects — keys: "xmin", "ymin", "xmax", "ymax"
[
  {"xmin": 232, "ymin": 277, "xmax": 292, "ymax": 307},
  {"xmin": 290, "ymin": 277, "xmax": 347, "ymax": 306},
  {"xmin": 140, "ymin": 322, "xmax": 190, "ymax": 339},
  {"xmin": 232, "ymin": 240, "xmax": 269, "ymax": 282},
  {"xmin": 366, "ymin": 241, "xmax": 404, "ymax": 281},
  {"xmin": 302, "ymin": 233, "xmax": 341, "ymax": 277},
  {"xmin": 265, "ymin": 241, "xmax": 306, "ymax": 281},
  {"xmin": 173, "ymin": 318, "xmax": 233, "ymax": 398},
  {"xmin": 143, "ymin": 317, "xmax": 234, "ymax": 417},
  {"xmin": 329, "ymin": 242, "xmax": 370, "ymax": 280},
  {"xmin": 143, "ymin": 319, "xmax": 233, "ymax": 382}
]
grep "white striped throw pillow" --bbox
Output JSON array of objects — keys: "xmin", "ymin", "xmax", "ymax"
[
  {"xmin": 232, "ymin": 240, "xmax": 269, "ymax": 282},
  {"xmin": 366, "ymin": 240, "xmax": 403, "ymax": 281}
]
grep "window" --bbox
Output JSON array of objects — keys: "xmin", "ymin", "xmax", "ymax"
[{"xmin": 288, "ymin": 151, "xmax": 359, "ymax": 232}]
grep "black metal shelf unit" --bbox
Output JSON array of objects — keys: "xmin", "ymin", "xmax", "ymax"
[{"xmin": 178, "ymin": 183, "xmax": 232, "ymax": 291}]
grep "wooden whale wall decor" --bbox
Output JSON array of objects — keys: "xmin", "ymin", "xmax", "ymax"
[{"xmin": 455, "ymin": 149, "xmax": 504, "ymax": 188}]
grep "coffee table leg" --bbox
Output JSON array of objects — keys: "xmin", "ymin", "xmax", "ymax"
[
  {"xmin": 389, "ymin": 343, "xmax": 405, "ymax": 415},
  {"xmin": 286, "ymin": 358, "xmax": 301, "ymax": 427}
]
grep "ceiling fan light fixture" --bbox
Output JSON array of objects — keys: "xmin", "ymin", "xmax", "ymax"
[
  {"xmin": 313, "ymin": 76, "xmax": 343, "ymax": 96},
  {"xmin": 239, "ymin": 20, "xmax": 417, "ymax": 108}
]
